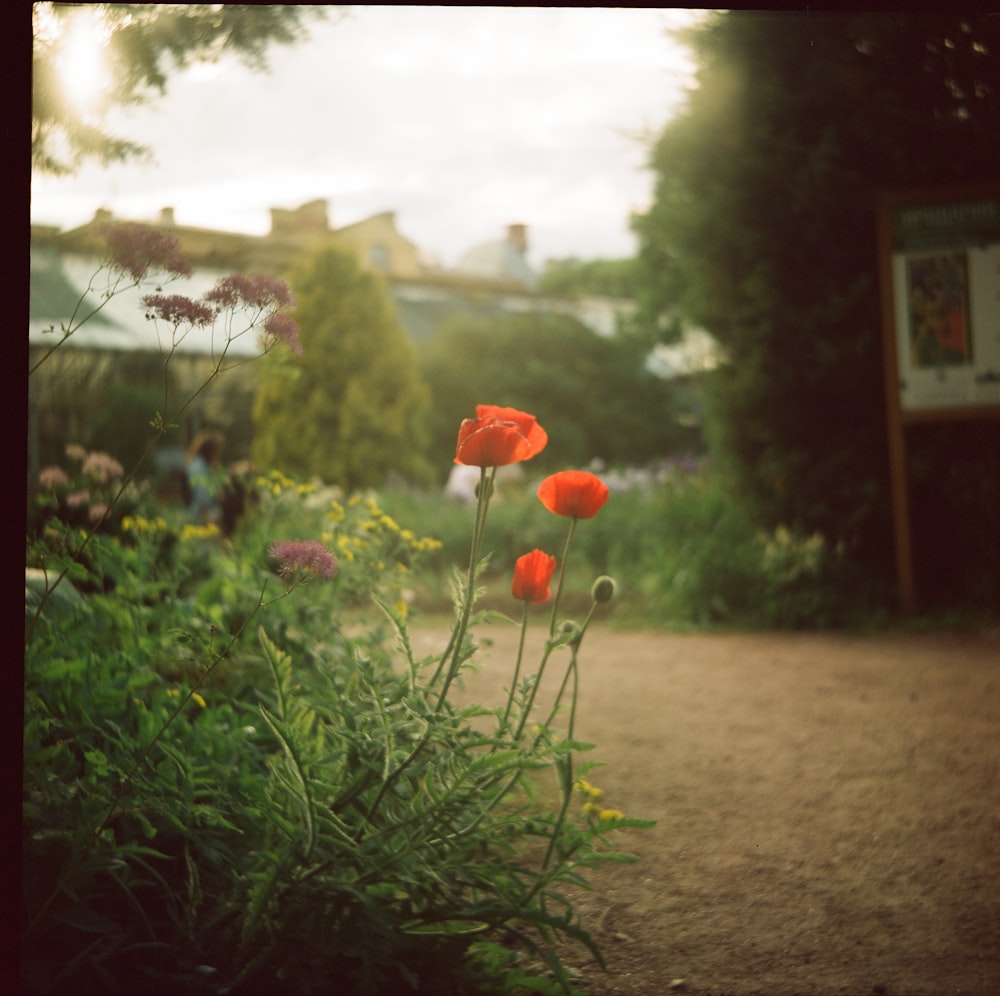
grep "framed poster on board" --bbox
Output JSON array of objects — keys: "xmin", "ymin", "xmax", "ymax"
[
  {"xmin": 877, "ymin": 184, "xmax": 1000, "ymax": 612},
  {"xmin": 887, "ymin": 191, "xmax": 1000, "ymax": 415}
]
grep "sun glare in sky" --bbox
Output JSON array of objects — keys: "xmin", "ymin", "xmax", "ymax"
[{"xmin": 50, "ymin": 4, "xmax": 112, "ymax": 117}]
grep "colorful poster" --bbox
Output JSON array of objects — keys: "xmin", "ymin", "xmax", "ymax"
[{"xmin": 905, "ymin": 252, "xmax": 972, "ymax": 368}]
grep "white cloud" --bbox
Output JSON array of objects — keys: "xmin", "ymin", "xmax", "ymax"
[{"xmin": 30, "ymin": 6, "xmax": 701, "ymax": 266}]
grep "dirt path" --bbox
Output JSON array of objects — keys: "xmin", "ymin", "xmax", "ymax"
[{"xmin": 409, "ymin": 623, "xmax": 1000, "ymax": 996}]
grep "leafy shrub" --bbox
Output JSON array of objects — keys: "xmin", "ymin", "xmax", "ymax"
[{"xmin": 25, "ymin": 399, "xmax": 652, "ymax": 995}]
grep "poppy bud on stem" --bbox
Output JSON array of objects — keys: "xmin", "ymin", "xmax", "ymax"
[{"xmin": 591, "ymin": 575, "xmax": 616, "ymax": 604}]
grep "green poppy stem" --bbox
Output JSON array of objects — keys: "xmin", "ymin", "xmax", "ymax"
[
  {"xmin": 435, "ymin": 466, "xmax": 494, "ymax": 709},
  {"xmin": 547, "ymin": 516, "xmax": 578, "ymax": 636},
  {"xmin": 500, "ymin": 599, "xmax": 530, "ymax": 733}
]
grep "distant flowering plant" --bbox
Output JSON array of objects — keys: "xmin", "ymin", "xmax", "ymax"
[
  {"xmin": 141, "ymin": 272, "xmax": 301, "ymax": 360},
  {"xmin": 140, "ymin": 293, "xmax": 215, "ymax": 327},
  {"xmin": 81, "ymin": 451, "xmax": 125, "ymax": 484},
  {"xmin": 262, "ymin": 311, "xmax": 304, "ymax": 356},
  {"xmin": 98, "ymin": 221, "xmax": 193, "ymax": 281},
  {"xmin": 32, "ymin": 444, "xmax": 134, "ymax": 535},
  {"xmin": 27, "ymin": 222, "xmax": 304, "ymax": 641},
  {"xmin": 203, "ymin": 272, "xmax": 294, "ymax": 311},
  {"xmin": 38, "ymin": 466, "xmax": 69, "ymax": 490},
  {"xmin": 454, "ymin": 404, "xmax": 548, "ymax": 467}
]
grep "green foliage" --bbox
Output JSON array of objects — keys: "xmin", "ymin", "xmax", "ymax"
[
  {"xmin": 376, "ymin": 468, "xmax": 890, "ymax": 631},
  {"xmin": 420, "ymin": 312, "xmax": 696, "ymax": 477},
  {"xmin": 84, "ymin": 382, "xmax": 179, "ymax": 475},
  {"xmin": 252, "ymin": 248, "xmax": 434, "ymax": 490},
  {"xmin": 32, "ymin": 4, "xmax": 330, "ymax": 174},
  {"xmin": 536, "ymin": 257, "xmax": 639, "ymax": 300},
  {"xmin": 24, "ymin": 450, "xmax": 650, "ymax": 995},
  {"xmin": 633, "ymin": 12, "xmax": 1000, "ymax": 606}
]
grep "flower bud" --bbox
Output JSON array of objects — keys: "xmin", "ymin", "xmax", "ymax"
[
  {"xmin": 591, "ymin": 575, "xmax": 617, "ymax": 604},
  {"xmin": 556, "ymin": 619, "xmax": 583, "ymax": 647}
]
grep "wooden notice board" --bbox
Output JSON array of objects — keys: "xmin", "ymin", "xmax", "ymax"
[{"xmin": 877, "ymin": 183, "xmax": 1000, "ymax": 612}]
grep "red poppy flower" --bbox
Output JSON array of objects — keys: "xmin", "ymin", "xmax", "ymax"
[
  {"xmin": 537, "ymin": 470, "xmax": 609, "ymax": 519},
  {"xmin": 454, "ymin": 405, "xmax": 548, "ymax": 467},
  {"xmin": 511, "ymin": 549, "xmax": 557, "ymax": 604}
]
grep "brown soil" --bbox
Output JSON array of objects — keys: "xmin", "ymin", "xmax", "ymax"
[{"xmin": 409, "ymin": 623, "xmax": 1000, "ymax": 996}]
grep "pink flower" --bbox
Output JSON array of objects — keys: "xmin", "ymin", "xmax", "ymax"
[
  {"xmin": 88, "ymin": 503, "xmax": 109, "ymax": 524},
  {"xmin": 66, "ymin": 490, "xmax": 90, "ymax": 508},
  {"xmin": 141, "ymin": 293, "xmax": 215, "ymax": 327},
  {"xmin": 100, "ymin": 222, "xmax": 193, "ymax": 280},
  {"xmin": 204, "ymin": 273, "xmax": 294, "ymax": 311},
  {"xmin": 82, "ymin": 451, "xmax": 124, "ymax": 483},
  {"xmin": 268, "ymin": 540, "xmax": 338, "ymax": 580},
  {"xmin": 263, "ymin": 312, "xmax": 303, "ymax": 355},
  {"xmin": 65, "ymin": 443, "xmax": 87, "ymax": 463},
  {"xmin": 39, "ymin": 466, "xmax": 69, "ymax": 490}
]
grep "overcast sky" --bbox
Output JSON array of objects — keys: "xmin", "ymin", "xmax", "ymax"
[{"xmin": 30, "ymin": 6, "xmax": 704, "ymax": 269}]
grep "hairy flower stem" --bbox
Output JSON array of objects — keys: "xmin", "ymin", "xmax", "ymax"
[
  {"xmin": 500, "ymin": 601, "xmax": 530, "ymax": 732},
  {"xmin": 539, "ymin": 600, "xmax": 596, "ymax": 737},
  {"xmin": 361, "ymin": 469, "xmax": 497, "ymax": 836},
  {"xmin": 434, "ymin": 466, "xmax": 495, "ymax": 708},
  {"xmin": 511, "ymin": 517, "xmax": 579, "ymax": 740},
  {"xmin": 547, "ymin": 517, "xmax": 578, "ymax": 636}
]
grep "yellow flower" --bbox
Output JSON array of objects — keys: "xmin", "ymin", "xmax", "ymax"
[
  {"xmin": 191, "ymin": 692, "xmax": 207, "ymax": 709},
  {"xmin": 181, "ymin": 522, "xmax": 220, "ymax": 541},
  {"xmin": 574, "ymin": 778, "xmax": 603, "ymax": 800},
  {"xmin": 598, "ymin": 808, "xmax": 624, "ymax": 822},
  {"xmin": 327, "ymin": 501, "xmax": 345, "ymax": 522}
]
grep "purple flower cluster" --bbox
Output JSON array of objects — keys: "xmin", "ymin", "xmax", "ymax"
[
  {"xmin": 204, "ymin": 273, "xmax": 294, "ymax": 311},
  {"xmin": 141, "ymin": 293, "xmax": 216, "ymax": 327},
  {"xmin": 100, "ymin": 223, "xmax": 193, "ymax": 280},
  {"xmin": 268, "ymin": 540, "xmax": 338, "ymax": 581},
  {"xmin": 263, "ymin": 312, "xmax": 304, "ymax": 356}
]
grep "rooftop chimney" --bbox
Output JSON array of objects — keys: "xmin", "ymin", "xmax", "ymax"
[
  {"xmin": 507, "ymin": 223, "xmax": 528, "ymax": 255},
  {"xmin": 159, "ymin": 207, "xmax": 175, "ymax": 226}
]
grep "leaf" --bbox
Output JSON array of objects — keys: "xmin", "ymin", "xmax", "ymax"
[
  {"xmin": 259, "ymin": 704, "xmax": 315, "ymax": 858},
  {"xmin": 401, "ymin": 918, "xmax": 490, "ymax": 936}
]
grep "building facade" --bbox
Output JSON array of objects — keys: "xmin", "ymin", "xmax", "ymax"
[{"xmin": 28, "ymin": 200, "xmax": 638, "ymax": 479}]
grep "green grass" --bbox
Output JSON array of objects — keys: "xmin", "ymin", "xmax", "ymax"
[{"xmin": 374, "ymin": 473, "xmax": 884, "ymax": 631}]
